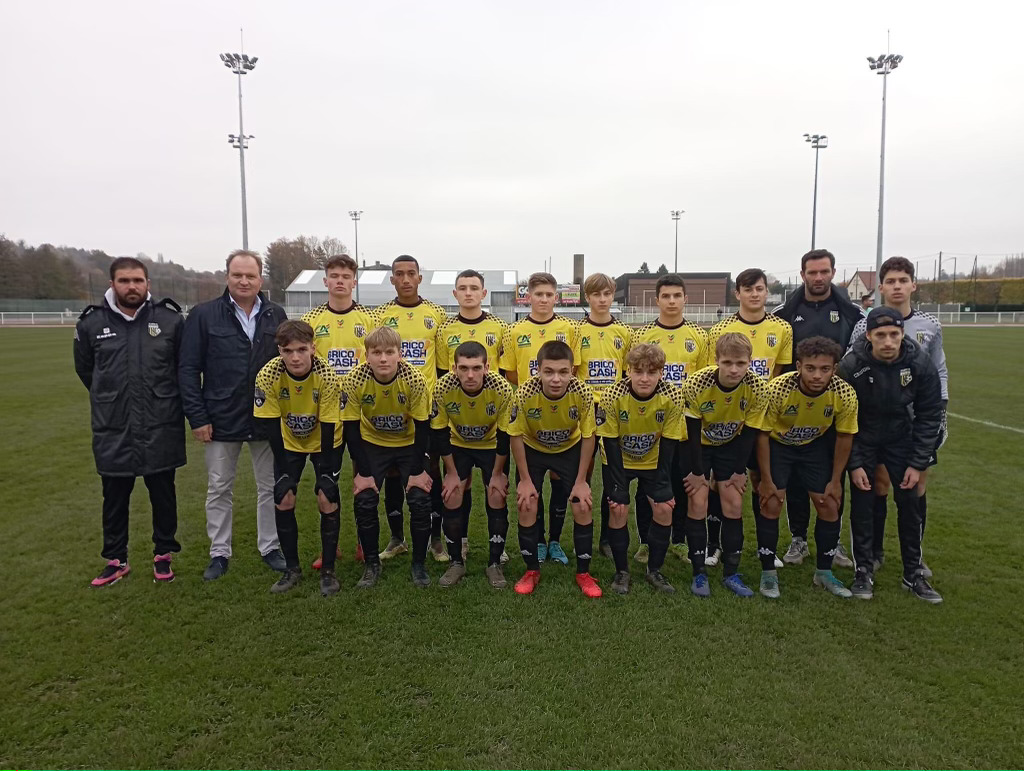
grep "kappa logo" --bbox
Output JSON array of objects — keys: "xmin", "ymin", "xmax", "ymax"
[
  {"xmin": 766, "ymin": 334, "xmax": 778, "ymax": 347},
  {"xmin": 823, "ymin": 406, "xmax": 834, "ymax": 418},
  {"xmin": 685, "ymin": 339, "xmax": 696, "ymax": 353},
  {"xmin": 794, "ymin": 315, "xmax": 805, "ymax": 322},
  {"xmin": 830, "ymin": 310, "xmax": 840, "ymax": 323},
  {"xmin": 569, "ymin": 406, "xmax": 579, "ymax": 421},
  {"xmin": 784, "ymin": 404, "xmax": 799, "ymax": 415},
  {"xmin": 485, "ymin": 333, "xmax": 497, "ymax": 347},
  {"xmin": 280, "ymin": 387, "xmax": 290, "ymax": 400},
  {"xmin": 148, "ymin": 322, "xmax": 161, "ymax": 337},
  {"xmin": 96, "ymin": 327, "xmax": 117, "ymax": 339},
  {"xmin": 314, "ymin": 324, "xmax": 331, "ymax": 338},
  {"xmin": 900, "ymin": 368, "xmax": 913, "ymax": 386}
]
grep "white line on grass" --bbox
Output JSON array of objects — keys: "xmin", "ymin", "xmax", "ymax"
[{"xmin": 948, "ymin": 412, "xmax": 1024, "ymax": 435}]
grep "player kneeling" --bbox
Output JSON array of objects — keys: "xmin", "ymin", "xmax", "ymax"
[
  {"xmin": 756, "ymin": 336, "xmax": 858, "ymax": 599},
  {"xmin": 254, "ymin": 320, "xmax": 343, "ymax": 596},
  {"xmin": 432, "ymin": 341, "xmax": 514, "ymax": 588},
  {"xmin": 682, "ymin": 333, "xmax": 769, "ymax": 597},
  {"xmin": 342, "ymin": 327, "xmax": 434, "ymax": 588},
  {"xmin": 509, "ymin": 340, "xmax": 601, "ymax": 597},
  {"xmin": 598, "ymin": 344, "xmax": 706, "ymax": 596}
]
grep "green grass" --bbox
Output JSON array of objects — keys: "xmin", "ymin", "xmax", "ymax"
[{"xmin": 1, "ymin": 327, "xmax": 1022, "ymax": 769}]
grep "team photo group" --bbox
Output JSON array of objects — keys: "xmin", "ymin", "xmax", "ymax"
[{"xmin": 74, "ymin": 247, "xmax": 948, "ymax": 604}]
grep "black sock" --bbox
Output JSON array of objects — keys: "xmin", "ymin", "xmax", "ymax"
[
  {"xmin": 608, "ymin": 524, "xmax": 629, "ymax": 573},
  {"xmin": 275, "ymin": 508, "xmax": 299, "ymax": 569},
  {"xmin": 462, "ymin": 487, "xmax": 473, "ymax": 541},
  {"xmin": 751, "ymin": 488, "xmax": 762, "ymax": 517},
  {"xmin": 647, "ymin": 521, "xmax": 671, "ymax": 572},
  {"xmin": 721, "ymin": 517, "xmax": 744, "ymax": 577},
  {"xmin": 536, "ymin": 490, "xmax": 547, "ymax": 547},
  {"xmin": 573, "ymin": 521, "xmax": 594, "ymax": 574},
  {"xmin": 519, "ymin": 521, "xmax": 540, "ymax": 570},
  {"xmin": 486, "ymin": 507, "xmax": 508, "ymax": 566},
  {"xmin": 599, "ymin": 495, "xmax": 611, "ymax": 545},
  {"xmin": 320, "ymin": 510, "xmax": 340, "ymax": 571},
  {"xmin": 549, "ymin": 483, "xmax": 568, "ymax": 542},
  {"xmin": 635, "ymin": 492, "xmax": 653, "ymax": 545},
  {"xmin": 755, "ymin": 513, "xmax": 779, "ymax": 571},
  {"xmin": 918, "ymin": 492, "xmax": 927, "ymax": 540},
  {"xmin": 815, "ymin": 516, "xmax": 841, "ymax": 571},
  {"xmin": 686, "ymin": 517, "xmax": 708, "ymax": 576},
  {"xmin": 431, "ymin": 512, "xmax": 443, "ymax": 539},
  {"xmin": 384, "ymin": 476, "xmax": 405, "ymax": 540},
  {"xmin": 873, "ymin": 494, "xmax": 888, "ymax": 554},
  {"xmin": 706, "ymin": 492, "xmax": 722, "ymax": 550},
  {"xmin": 442, "ymin": 510, "xmax": 464, "ymax": 565}
]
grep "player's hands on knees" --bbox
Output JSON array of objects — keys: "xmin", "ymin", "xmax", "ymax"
[
  {"xmin": 726, "ymin": 472, "xmax": 748, "ymax": 494},
  {"xmin": 488, "ymin": 472, "xmax": 509, "ymax": 501},
  {"xmin": 192, "ymin": 424, "xmax": 213, "ymax": 443},
  {"xmin": 609, "ymin": 500, "xmax": 630, "ymax": 520},
  {"xmin": 824, "ymin": 479, "xmax": 842, "ymax": 506},
  {"xmin": 407, "ymin": 471, "xmax": 432, "ymax": 494},
  {"xmin": 353, "ymin": 474, "xmax": 379, "ymax": 496},
  {"xmin": 683, "ymin": 472, "xmax": 707, "ymax": 496},
  {"xmin": 900, "ymin": 467, "xmax": 922, "ymax": 490},
  {"xmin": 570, "ymin": 481, "xmax": 592, "ymax": 509},
  {"xmin": 849, "ymin": 468, "xmax": 871, "ymax": 491},
  {"xmin": 758, "ymin": 478, "xmax": 781, "ymax": 507},
  {"xmin": 516, "ymin": 479, "xmax": 539, "ymax": 510},
  {"xmin": 441, "ymin": 471, "xmax": 462, "ymax": 504}
]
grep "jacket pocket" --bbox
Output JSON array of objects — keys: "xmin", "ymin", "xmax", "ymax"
[{"xmin": 149, "ymin": 381, "xmax": 183, "ymax": 426}]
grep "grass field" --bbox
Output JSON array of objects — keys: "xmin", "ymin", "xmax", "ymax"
[{"xmin": 2, "ymin": 326, "xmax": 1022, "ymax": 769}]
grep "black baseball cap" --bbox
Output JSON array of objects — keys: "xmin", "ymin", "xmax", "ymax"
[{"xmin": 866, "ymin": 306, "xmax": 904, "ymax": 331}]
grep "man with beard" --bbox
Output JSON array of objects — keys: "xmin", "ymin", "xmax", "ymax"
[{"xmin": 74, "ymin": 257, "xmax": 186, "ymax": 586}]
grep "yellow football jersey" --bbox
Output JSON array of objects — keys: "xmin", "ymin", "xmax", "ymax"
[
  {"xmin": 340, "ymin": 360, "xmax": 429, "ymax": 448},
  {"xmin": 435, "ymin": 312, "xmax": 508, "ymax": 371},
  {"xmin": 596, "ymin": 379, "xmax": 684, "ymax": 470},
  {"xmin": 371, "ymin": 299, "xmax": 448, "ymax": 389},
  {"xmin": 574, "ymin": 316, "xmax": 632, "ymax": 393},
  {"xmin": 707, "ymin": 312, "xmax": 793, "ymax": 380},
  {"xmin": 761, "ymin": 372, "xmax": 858, "ymax": 446},
  {"xmin": 301, "ymin": 302, "xmax": 376, "ymax": 378},
  {"xmin": 682, "ymin": 366, "xmax": 768, "ymax": 446},
  {"xmin": 508, "ymin": 376, "xmax": 595, "ymax": 454},
  {"xmin": 253, "ymin": 356, "xmax": 341, "ymax": 453},
  {"xmin": 499, "ymin": 315, "xmax": 580, "ymax": 384},
  {"xmin": 430, "ymin": 371, "xmax": 514, "ymax": 450},
  {"xmin": 630, "ymin": 319, "xmax": 709, "ymax": 388}
]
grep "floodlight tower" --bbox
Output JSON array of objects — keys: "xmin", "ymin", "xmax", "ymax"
[
  {"xmin": 866, "ymin": 51, "xmax": 903, "ymax": 303},
  {"xmin": 670, "ymin": 210, "xmax": 685, "ymax": 273},
  {"xmin": 220, "ymin": 50, "xmax": 258, "ymax": 249},
  {"xmin": 349, "ymin": 210, "xmax": 363, "ymax": 303},
  {"xmin": 803, "ymin": 134, "xmax": 828, "ymax": 249}
]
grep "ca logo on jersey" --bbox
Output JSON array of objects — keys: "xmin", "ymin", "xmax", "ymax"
[
  {"xmin": 509, "ymin": 405, "xmax": 518, "ymax": 421},
  {"xmin": 740, "ymin": 397, "xmax": 748, "ymax": 411},
  {"xmin": 397, "ymin": 392, "xmax": 406, "ymax": 405},
  {"xmin": 555, "ymin": 333, "xmax": 566, "ymax": 342},
  {"xmin": 784, "ymin": 404, "xmax": 799, "ymax": 415},
  {"xmin": 384, "ymin": 316, "xmax": 399, "ymax": 328},
  {"xmin": 362, "ymin": 393, "xmax": 375, "ymax": 405},
  {"xmin": 595, "ymin": 406, "xmax": 606, "ymax": 425},
  {"xmin": 766, "ymin": 334, "xmax": 778, "ymax": 347},
  {"xmin": 517, "ymin": 334, "xmax": 531, "ymax": 347},
  {"xmin": 527, "ymin": 408, "xmax": 542, "ymax": 420},
  {"xmin": 314, "ymin": 324, "xmax": 330, "ymax": 338},
  {"xmin": 446, "ymin": 401, "xmax": 461, "ymax": 414},
  {"xmin": 568, "ymin": 406, "xmax": 579, "ymax": 421},
  {"xmin": 830, "ymin": 310, "xmax": 840, "ymax": 323},
  {"xmin": 700, "ymin": 400, "xmax": 715, "ymax": 413},
  {"xmin": 900, "ymin": 368, "xmax": 913, "ymax": 386},
  {"xmin": 685, "ymin": 339, "xmax": 696, "ymax": 353},
  {"xmin": 312, "ymin": 389, "xmax": 320, "ymax": 404},
  {"xmin": 447, "ymin": 334, "xmax": 461, "ymax": 346},
  {"xmin": 280, "ymin": 387, "xmax": 290, "ymax": 400},
  {"xmin": 581, "ymin": 336, "xmax": 591, "ymax": 348}
]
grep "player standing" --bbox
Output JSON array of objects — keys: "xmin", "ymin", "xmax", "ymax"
[
  {"xmin": 432, "ymin": 341, "xmax": 515, "ymax": 588},
  {"xmin": 301, "ymin": 254, "xmax": 375, "ymax": 568},
  {"xmin": 499, "ymin": 272, "xmax": 580, "ymax": 565},
  {"xmin": 509, "ymin": 341, "xmax": 600, "ymax": 597},
  {"xmin": 755, "ymin": 336, "xmax": 858, "ymax": 599},
  {"xmin": 253, "ymin": 321, "xmax": 343, "ymax": 595}
]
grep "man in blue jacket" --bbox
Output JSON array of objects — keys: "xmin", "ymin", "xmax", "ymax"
[{"xmin": 179, "ymin": 250, "xmax": 288, "ymax": 580}]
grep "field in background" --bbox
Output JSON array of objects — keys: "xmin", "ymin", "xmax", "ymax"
[{"xmin": 1, "ymin": 327, "xmax": 1022, "ymax": 769}]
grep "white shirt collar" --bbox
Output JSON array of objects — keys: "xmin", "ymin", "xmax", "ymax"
[{"xmin": 229, "ymin": 293, "xmax": 262, "ymax": 318}]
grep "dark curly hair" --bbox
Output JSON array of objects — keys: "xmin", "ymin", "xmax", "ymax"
[{"xmin": 796, "ymin": 335, "xmax": 842, "ymax": 364}]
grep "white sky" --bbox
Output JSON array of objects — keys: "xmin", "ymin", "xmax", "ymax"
[{"xmin": 2, "ymin": 0, "xmax": 1021, "ymax": 283}]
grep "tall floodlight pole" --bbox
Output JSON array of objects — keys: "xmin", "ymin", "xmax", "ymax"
[
  {"xmin": 220, "ymin": 48, "xmax": 258, "ymax": 249},
  {"xmin": 349, "ymin": 210, "xmax": 363, "ymax": 303},
  {"xmin": 803, "ymin": 134, "xmax": 828, "ymax": 249},
  {"xmin": 867, "ymin": 51, "xmax": 903, "ymax": 303},
  {"xmin": 670, "ymin": 210, "xmax": 684, "ymax": 273}
]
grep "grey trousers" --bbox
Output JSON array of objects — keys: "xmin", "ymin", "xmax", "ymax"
[{"xmin": 205, "ymin": 440, "xmax": 279, "ymax": 558}]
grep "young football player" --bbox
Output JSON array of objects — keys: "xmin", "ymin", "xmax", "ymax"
[
  {"xmin": 432, "ymin": 341, "xmax": 514, "ymax": 588},
  {"xmin": 756, "ymin": 336, "xmax": 858, "ymax": 599},
  {"xmin": 253, "ymin": 320, "xmax": 343, "ymax": 596},
  {"xmin": 508, "ymin": 340, "xmax": 600, "ymax": 597}
]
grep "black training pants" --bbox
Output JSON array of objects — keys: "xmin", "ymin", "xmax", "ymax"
[{"xmin": 100, "ymin": 470, "xmax": 180, "ymax": 562}]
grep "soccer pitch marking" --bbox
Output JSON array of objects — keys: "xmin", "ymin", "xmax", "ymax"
[{"xmin": 948, "ymin": 411, "xmax": 1024, "ymax": 435}]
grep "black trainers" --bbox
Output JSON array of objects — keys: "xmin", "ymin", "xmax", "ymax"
[
  {"xmin": 203, "ymin": 556, "xmax": 229, "ymax": 581},
  {"xmin": 645, "ymin": 570, "xmax": 676, "ymax": 594},
  {"xmin": 411, "ymin": 562, "xmax": 431, "ymax": 588},
  {"xmin": 356, "ymin": 562, "xmax": 382, "ymax": 589},
  {"xmin": 610, "ymin": 570, "xmax": 631, "ymax": 595},
  {"xmin": 902, "ymin": 573, "xmax": 942, "ymax": 604},
  {"xmin": 270, "ymin": 567, "xmax": 302, "ymax": 594},
  {"xmin": 850, "ymin": 570, "xmax": 874, "ymax": 600},
  {"xmin": 320, "ymin": 569, "xmax": 341, "ymax": 597}
]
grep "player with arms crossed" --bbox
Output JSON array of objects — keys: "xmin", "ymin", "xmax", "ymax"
[
  {"xmin": 847, "ymin": 256, "xmax": 949, "ymax": 575},
  {"xmin": 509, "ymin": 340, "xmax": 600, "ymax": 597},
  {"xmin": 302, "ymin": 253, "xmax": 375, "ymax": 568},
  {"xmin": 432, "ymin": 341, "xmax": 515, "ymax": 588},
  {"xmin": 435, "ymin": 268, "xmax": 509, "ymax": 560},
  {"xmin": 755, "ymin": 336, "xmax": 858, "ymax": 599},
  {"xmin": 598, "ymin": 344, "xmax": 707, "ymax": 595},
  {"xmin": 341, "ymin": 327, "xmax": 435, "ymax": 588},
  {"xmin": 839, "ymin": 307, "xmax": 944, "ymax": 603},
  {"xmin": 500, "ymin": 272, "xmax": 580, "ymax": 565},
  {"xmin": 372, "ymin": 255, "xmax": 449, "ymax": 562},
  {"xmin": 630, "ymin": 274, "xmax": 709, "ymax": 564},
  {"xmin": 573, "ymin": 273, "xmax": 633, "ymax": 558},
  {"xmin": 253, "ymin": 321, "xmax": 343, "ymax": 596},
  {"xmin": 682, "ymin": 333, "xmax": 770, "ymax": 597}
]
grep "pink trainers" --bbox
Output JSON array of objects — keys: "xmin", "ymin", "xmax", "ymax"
[
  {"xmin": 91, "ymin": 560, "xmax": 130, "ymax": 587},
  {"xmin": 153, "ymin": 553, "xmax": 174, "ymax": 582}
]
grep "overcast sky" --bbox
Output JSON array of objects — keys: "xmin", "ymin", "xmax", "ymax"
[{"xmin": 2, "ymin": 0, "xmax": 1022, "ymax": 284}]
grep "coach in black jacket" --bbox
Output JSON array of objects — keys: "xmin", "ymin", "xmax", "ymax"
[
  {"xmin": 74, "ymin": 257, "xmax": 186, "ymax": 586},
  {"xmin": 838, "ymin": 307, "xmax": 943, "ymax": 603},
  {"xmin": 178, "ymin": 250, "xmax": 288, "ymax": 580}
]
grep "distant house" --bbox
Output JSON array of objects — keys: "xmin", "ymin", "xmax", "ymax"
[{"xmin": 843, "ymin": 270, "xmax": 877, "ymax": 302}]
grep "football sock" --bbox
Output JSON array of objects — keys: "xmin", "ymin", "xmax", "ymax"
[
  {"xmin": 442, "ymin": 510, "xmax": 464, "ymax": 565},
  {"xmin": 686, "ymin": 517, "xmax": 708, "ymax": 576},
  {"xmin": 384, "ymin": 475, "xmax": 405, "ymax": 540},
  {"xmin": 549, "ymin": 484, "xmax": 568, "ymax": 542},
  {"xmin": 815, "ymin": 516, "xmax": 841, "ymax": 571},
  {"xmin": 647, "ymin": 521, "xmax": 671, "ymax": 572},
  {"xmin": 755, "ymin": 512, "xmax": 779, "ymax": 571},
  {"xmin": 275, "ymin": 507, "xmax": 299, "ymax": 569},
  {"xmin": 706, "ymin": 491, "xmax": 723, "ymax": 550},
  {"xmin": 608, "ymin": 524, "xmax": 629, "ymax": 573},
  {"xmin": 599, "ymin": 494, "xmax": 611, "ymax": 545},
  {"xmin": 486, "ymin": 507, "xmax": 508, "ymax": 566},
  {"xmin": 573, "ymin": 521, "xmax": 594, "ymax": 574},
  {"xmin": 319, "ymin": 509, "xmax": 340, "ymax": 571},
  {"xmin": 635, "ymin": 492, "xmax": 653, "ymax": 544},
  {"xmin": 721, "ymin": 517, "xmax": 744, "ymax": 577},
  {"xmin": 519, "ymin": 521, "xmax": 540, "ymax": 570}
]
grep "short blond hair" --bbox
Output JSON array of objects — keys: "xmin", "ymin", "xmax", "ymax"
[
  {"xmin": 365, "ymin": 326, "xmax": 401, "ymax": 352},
  {"xmin": 584, "ymin": 273, "xmax": 616, "ymax": 296},
  {"xmin": 715, "ymin": 332, "xmax": 753, "ymax": 361},
  {"xmin": 627, "ymin": 343, "xmax": 666, "ymax": 372}
]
